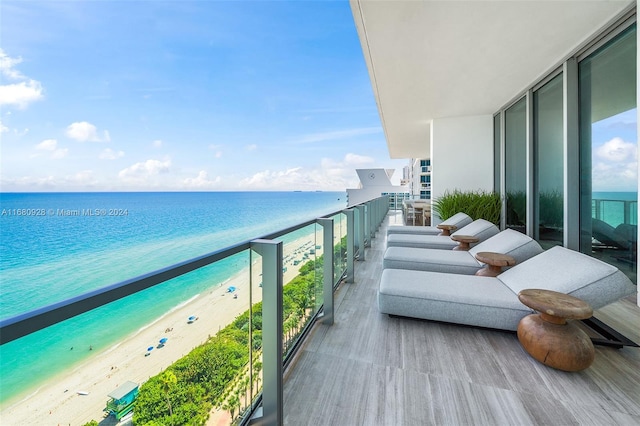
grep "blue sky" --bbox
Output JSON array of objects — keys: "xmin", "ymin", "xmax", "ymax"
[
  {"xmin": 591, "ymin": 109, "xmax": 638, "ymax": 192},
  {"xmin": 0, "ymin": 1, "xmax": 407, "ymax": 192}
]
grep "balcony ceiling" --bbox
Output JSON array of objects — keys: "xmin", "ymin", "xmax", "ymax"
[{"xmin": 350, "ymin": 0, "xmax": 635, "ymax": 159}]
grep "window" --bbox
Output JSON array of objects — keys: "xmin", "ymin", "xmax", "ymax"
[
  {"xmin": 579, "ymin": 23, "xmax": 637, "ymax": 277},
  {"xmin": 505, "ymin": 97, "xmax": 527, "ymax": 233},
  {"xmin": 534, "ymin": 74, "xmax": 564, "ymax": 247}
]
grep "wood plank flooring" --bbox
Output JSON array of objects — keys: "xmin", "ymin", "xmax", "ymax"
[{"xmin": 282, "ymin": 212, "xmax": 640, "ymax": 426}]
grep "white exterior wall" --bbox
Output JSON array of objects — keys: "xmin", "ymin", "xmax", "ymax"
[{"xmin": 430, "ymin": 114, "xmax": 494, "ymax": 220}]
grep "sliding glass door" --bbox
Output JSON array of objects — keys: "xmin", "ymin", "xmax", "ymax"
[{"xmin": 579, "ymin": 23, "xmax": 637, "ymax": 278}]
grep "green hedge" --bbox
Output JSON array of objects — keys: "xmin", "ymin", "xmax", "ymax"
[{"xmin": 433, "ymin": 189, "xmax": 501, "ymax": 225}]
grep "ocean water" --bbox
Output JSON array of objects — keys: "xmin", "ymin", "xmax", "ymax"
[
  {"xmin": 592, "ymin": 191, "xmax": 638, "ymax": 226},
  {"xmin": 0, "ymin": 191, "xmax": 346, "ymax": 405}
]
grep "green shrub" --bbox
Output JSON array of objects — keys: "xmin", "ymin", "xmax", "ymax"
[
  {"xmin": 433, "ymin": 189, "xmax": 501, "ymax": 225},
  {"xmin": 539, "ymin": 190, "xmax": 563, "ymax": 228}
]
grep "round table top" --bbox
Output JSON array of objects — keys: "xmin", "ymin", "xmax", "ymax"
[
  {"xmin": 450, "ymin": 234, "xmax": 479, "ymax": 244},
  {"xmin": 437, "ymin": 224, "xmax": 457, "ymax": 231},
  {"xmin": 518, "ymin": 289, "xmax": 593, "ymax": 320},
  {"xmin": 474, "ymin": 251, "xmax": 516, "ymax": 267}
]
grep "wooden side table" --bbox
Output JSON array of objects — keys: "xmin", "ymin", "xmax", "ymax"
[
  {"xmin": 450, "ymin": 234, "xmax": 479, "ymax": 251},
  {"xmin": 437, "ymin": 224, "xmax": 457, "ymax": 236},
  {"xmin": 474, "ymin": 251, "xmax": 516, "ymax": 276},
  {"xmin": 517, "ymin": 289, "xmax": 594, "ymax": 372}
]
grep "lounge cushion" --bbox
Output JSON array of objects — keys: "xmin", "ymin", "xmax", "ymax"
[
  {"xmin": 469, "ymin": 229, "xmax": 544, "ymax": 266},
  {"xmin": 383, "ymin": 247, "xmax": 481, "ymax": 274},
  {"xmin": 386, "ymin": 219, "xmax": 499, "ymax": 249},
  {"xmin": 378, "ymin": 246, "xmax": 635, "ymax": 331},
  {"xmin": 387, "ymin": 212, "xmax": 472, "ymax": 236},
  {"xmin": 383, "ymin": 229, "xmax": 543, "ymax": 274},
  {"xmin": 499, "ymin": 246, "xmax": 636, "ymax": 310},
  {"xmin": 378, "ymin": 269, "xmax": 532, "ymax": 330}
]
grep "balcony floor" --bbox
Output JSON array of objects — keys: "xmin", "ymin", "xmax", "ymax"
[{"xmin": 283, "ymin": 212, "xmax": 640, "ymax": 425}]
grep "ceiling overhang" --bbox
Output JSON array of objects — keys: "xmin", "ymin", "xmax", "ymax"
[{"xmin": 350, "ymin": 0, "xmax": 635, "ymax": 159}]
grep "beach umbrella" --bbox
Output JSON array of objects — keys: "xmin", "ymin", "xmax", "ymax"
[
  {"xmin": 147, "ymin": 346, "xmax": 154, "ymax": 352},
  {"xmin": 188, "ymin": 315, "xmax": 196, "ymax": 322},
  {"xmin": 159, "ymin": 337, "xmax": 168, "ymax": 344},
  {"xmin": 227, "ymin": 286, "xmax": 236, "ymax": 293}
]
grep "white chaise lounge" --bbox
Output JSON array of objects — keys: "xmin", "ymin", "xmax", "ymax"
[
  {"xmin": 383, "ymin": 229, "xmax": 544, "ymax": 274},
  {"xmin": 386, "ymin": 219, "xmax": 500, "ymax": 250},
  {"xmin": 378, "ymin": 246, "xmax": 636, "ymax": 331},
  {"xmin": 387, "ymin": 212, "xmax": 473, "ymax": 236}
]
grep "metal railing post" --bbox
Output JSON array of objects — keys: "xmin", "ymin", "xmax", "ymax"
[
  {"xmin": 367, "ymin": 201, "xmax": 374, "ymax": 245},
  {"xmin": 251, "ymin": 239, "xmax": 283, "ymax": 426},
  {"xmin": 318, "ymin": 218, "xmax": 334, "ymax": 325},
  {"xmin": 344, "ymin": 209, "xmax": 355, "ymax": 283},
  {"xmin": 355, "ymin": 205, "xmax": 366, "ymax": 261}
]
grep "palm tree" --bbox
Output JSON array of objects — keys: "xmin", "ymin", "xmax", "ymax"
[
  {"xmin": 229, "ymin": 393, "xmax": 240, "ymax": 420},
  {"xmin": 160, "ymin": 370, "xmax": 177, "ymax": 426},
  {"xmin": 240, "ymin": 376, "xmax": 250, "ymax": 410}
]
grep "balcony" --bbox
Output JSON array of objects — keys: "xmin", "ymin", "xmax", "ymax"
[
  {"xmin": 282, "ymin": 211, "xmax": 640, "ymax": 425},
  {"xmin": 2, "ymin": 200, "xmax": 639, "ymax": 425}
]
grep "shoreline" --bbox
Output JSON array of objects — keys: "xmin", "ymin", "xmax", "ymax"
[{"xmin": 0, "ymin": 231, "xmax": 327, "ymax": 426}]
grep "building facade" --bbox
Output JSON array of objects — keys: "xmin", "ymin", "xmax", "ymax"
[{"xmin": 351, "ymin": 1, "xmax": 638, "ymax": 296}]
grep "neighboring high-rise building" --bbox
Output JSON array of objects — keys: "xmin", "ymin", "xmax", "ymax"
[{"xmin": 346, "ymin": 168, "xmax": 409, "ymax": 208}]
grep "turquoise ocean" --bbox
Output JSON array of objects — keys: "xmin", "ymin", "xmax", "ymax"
[
  {"xmin": 592, "ymin": 191, "xmax": 638, "ymax": 225},
  {"xmin": 0, "ymin": 191, "xmax": 346, "ymax": 406}
]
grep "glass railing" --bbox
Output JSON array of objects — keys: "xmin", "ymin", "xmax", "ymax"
[
  {"xmin": 0, "ymin": 196, "xmax": 389, "ymax": 426},
  {"xmin": 591, "ymin": 197, "xmax": 637, "ymax": 274},
  {"xmin": 592, "ymin": 197, "xmax": 638, "ymax": 227}
]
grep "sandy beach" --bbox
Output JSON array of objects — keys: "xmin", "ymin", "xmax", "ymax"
[{"xmin": 0, "ymin": 230, "xmax": 331, "ymax": 426}]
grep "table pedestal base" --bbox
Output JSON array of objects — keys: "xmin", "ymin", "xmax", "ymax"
[{"xmin": 517, "ymin": 314, "xmax": 595, "ymax": 372}]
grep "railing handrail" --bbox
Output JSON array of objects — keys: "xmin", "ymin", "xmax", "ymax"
[{"xmin": 0, "ymin": 204, "xmax": 355, "ymax": 345}]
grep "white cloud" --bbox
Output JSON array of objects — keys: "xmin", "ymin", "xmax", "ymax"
[
  {"xmin": 239, "ymin": 168, "xmax": 305, "ymax": 189},
  {"xmin": 596, "ymin": 137, "xmax": 637, "ymax": 162},
  {"xmin": 344, "ymin": 153, "xmax": 375, "ymax": 166},
  {"xmin": 592, "ymin": 137, "xmax": 638, "ymax": 191},
  {"xmin": 183, "ymin": 171, "xmax": 221, "ymax": 189},
  {"xmin": 66, "ymin": 170, "xmax": 95, "ymax": 185},
  {"xmin": 153, "ymin": 140, "xmax": 163, "ymax": 148},
  {"xmin": 1, "ymin": 175, "xmax": 57, "ymax": 189},
  {"xmin": 119, "ymin": 158, "xmax": 171, "ymax": 181},
  {"xmin": 52, "ymin": 148, "xmax": 69, "ymax": 159},
  {"xmin": 100, "ymin": 148, "xmax": 125, "ymax": 160},
  {"xmin": 66, "ymin": 121, "xmax": 110, "ymax": 142},
  {"xmin": 0, "ymin": 80, "xmax": 44, "ymax": 109},
  {"xmin": 36, "ymin": 139, "xmax": 58, "ymax": 151},
  {"xmin": 245, "ymin": 144, "xmax": 257, "ymax": 151},
  {"xmin": 0, "ymin": 120, "xmax": 7, "ymax": 133},
  {"xmin": 592, "ymin": 160, "xmax": 638, "ymax": 191},
  {"xmin": 34, "ymin": 139, "xmax": 68, "ymax": 159},
  {"xmin": 238, "ymin": 152, "xmax": 374, "ymax": 190},
  {"xmin": 0, "ymin": 50, "xmax": 44, "ymax": 109},
  {"xmin": 0, "ymin": 49, "xmax": 25, "ymax": 79}
]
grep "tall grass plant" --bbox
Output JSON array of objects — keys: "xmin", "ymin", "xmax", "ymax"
[{"xmin": 433, "ymin": 190, "xmax": 501, "ymax": 225}]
